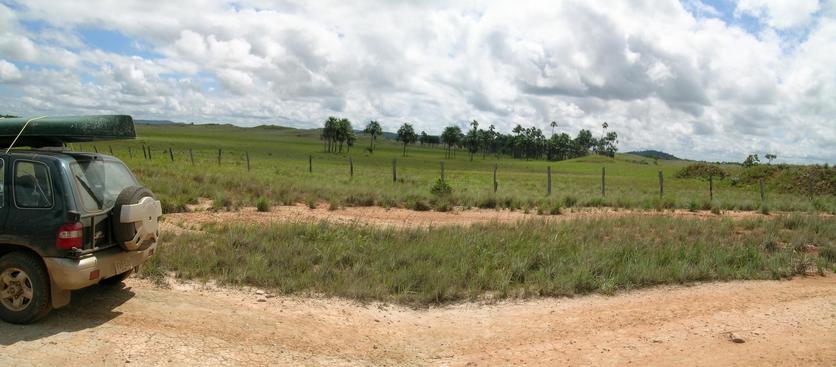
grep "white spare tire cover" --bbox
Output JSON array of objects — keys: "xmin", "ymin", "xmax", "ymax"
[{"xmin": 112, "ymin": 186, "xmax": 162, "ymax": 251}]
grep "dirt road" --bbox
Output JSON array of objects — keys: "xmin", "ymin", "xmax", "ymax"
[
  {"xmin": 2, "ymin": 275, "xmax": 835, "ymax": 366},
  {"xmin": 164, "ymin": 203, "xmax": 787, "ymax": 232}
]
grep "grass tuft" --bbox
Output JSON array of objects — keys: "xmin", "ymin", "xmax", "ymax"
[{"xmin": 256, "ymin": 196, "xmax": 271, "ymax": 212}]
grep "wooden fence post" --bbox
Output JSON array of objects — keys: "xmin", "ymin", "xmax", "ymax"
[
  {"xmin": 93, "ymin": 145, "xmax": 98, "ymax": 153},
  {"xmin": 109, "ymin": 145, "xmax": 113, "ymax": 155},
  {"xmin": 709, "ymin": 175, "xmax": 713, "ymax": 201},
  {"xmin": 169, "ymin": 147, "xmax": 174, "ymax": 161},
  {"xmin": 308, "ymin": 155, "xmax": 312, "ymax": 173},
  {"xmin": 148, "ymin": 146, "xmax": 152, "ymax": 160},
  {"xmin": 189, "ymin": 149, "xmax": 194, "ymax": 166},
  {"xmin": 141, "ymin": 145, "xmax": 146, "ymax": 159},
  {"xmin": 759, "ymin": 178, "xmax": 765, "ymax": 202},
  {"xmin": 349, "ymin": 157, "xmax": 353, "ymax": 178},
  {"xmin": 245, "ymin": 151, "xmax": 250, "ymax": 171},
  {"xmin": 217, "ymin": 149, "xmax": 222, "ymax": 165},
  {"xmin": 601, "ymin": 166, "xmax": 606, "ymax": 197},
  {"xmin": 128, "ymin": 147, "xmax": 133, "ymax": 158},
  {"xmin": 392, "ymin": 159, "xmax": 397, "ymax": 183},
  {"xmin": 547, "ymin": 166, "xmax": 552, "ymax": 196},
  {"xmin": 658, "ymin": 170, "xmax": 664, "ymax": 198},
  {"xmin": 493, "ymin": 164, "xmax": 498, "ymax": 193}
]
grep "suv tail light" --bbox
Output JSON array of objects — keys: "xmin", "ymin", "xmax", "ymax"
[{"xmin": 56, "ymin": 222, "xmax": 83, "ymax": 250}]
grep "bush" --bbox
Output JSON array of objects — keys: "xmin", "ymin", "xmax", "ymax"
[
  {"xmin": 430, "ymin": 179, "xmax": 453, "ymax": 196},
  {"xmin": 758, "ymin": 203, "xmax": 770, "ymax": 215},
  {"xmin": 675, "ymin": 163, "xmax": 727, "ymax": 180},
  {"xmin": 563, "ymin": 196, "xmax": 578, "ymax": 208},
  {"xmin": 328, "ymin": 198, "xmax": 341, "ymax": 211},
  {"xmin": 212, "ymin": 194, "xmax": 232, "ymax": 211},
  {"xmin": 477, "ymin": 195, "xmax": 498, "ymax": 209},
  {"xmin": 548, "ymin": 202, "xmax": 562, "ymax": 215},
  {"xmin": 412, "ymin": 199, "xmax": 431, "ymax": 211},
  {"xmin": 256, "ymin": 197, "xmax": 271, "ymax": 212},
  {"xmin": 710, "ymin": 201, "xmax": 722, "ymax": 215},
  {"xmin": 688, "ymin": 200, "xmax": 699, "ymax": 212},
  {"xmin": 821, "ymin": 246, "xmax": 836, "ymax": 262}
]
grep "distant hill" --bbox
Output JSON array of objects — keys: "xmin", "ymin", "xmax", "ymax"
[
  {"xmin": 135, "ymin": 119, "xmax": 179, "ymax": 125},
  {"xmin": 626, "ymin": 150, "xmax": 681, "ymax": 160}
]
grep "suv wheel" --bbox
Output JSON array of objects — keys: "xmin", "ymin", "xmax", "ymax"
[{"xmin": 0, "ymin": 252, "xmax": 51, "ymax": 324}]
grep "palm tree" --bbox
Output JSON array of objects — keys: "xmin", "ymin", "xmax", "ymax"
[
  {"xmin": 441, "ymin": 126, "xmax": 462, "ymax": 159},
  {"xmin": 322, "ymin": 116, "xmax": 340, "ymax": 152},
  {"xmin": 550, "ymin": 121, "xmax": 557, "ymax": 136},
  {"xmin": 363, "ymin": 120, "xmax": 382, "ymax": 153},
  {"xmin": 396, "ymin": 123, "xmax": 417, "ymax": 157}
]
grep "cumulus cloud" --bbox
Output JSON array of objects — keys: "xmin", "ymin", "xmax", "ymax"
[
  {"xmin": 0, "ymin": 0, "xmax": 833, "ymax": 163},
  {"xmin": 0, "ymin": 59, "xmax": 22, "ymax": 82},
  {"xmin": 735, "ymin": 0, "xmax": 821, "ymax": 29}
]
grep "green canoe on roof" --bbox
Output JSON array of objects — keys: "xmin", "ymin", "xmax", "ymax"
[{"xmin": 0, "ymin": 115, "xmax": 136, "ymax": 148}]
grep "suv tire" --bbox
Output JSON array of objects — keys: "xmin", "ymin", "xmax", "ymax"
[
  {"xmin": 112, "ymin": 186, "xmax": 156, "ymax": 250},
  {"xmin": 0, "ymin": 252, "xmax": 52, "ymax": 324}
]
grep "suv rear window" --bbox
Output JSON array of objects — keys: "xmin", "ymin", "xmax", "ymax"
[
  {"xmin": 71, "ymin": 158, "xmax": 137, "ymax": 210},
  {"xmin": 14, "ymin": 160, "xmax": 53, "ymax": 209}
]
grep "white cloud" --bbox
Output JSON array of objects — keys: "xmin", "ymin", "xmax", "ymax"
[
  {"xmin": 735, "ymin": 0, "xmax": 821, "ymax": 29},
  {"xmin": 0, "ymin": 59, "xmax": 22, "ymax": 82},
  {"xmin": 0, "ymin": 0, "xmax": 833, "ymax": 163}
]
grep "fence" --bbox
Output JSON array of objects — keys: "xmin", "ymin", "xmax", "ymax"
[{"xmin": 72, "ymin": 143, "xmax": 801, "ymax": 205}]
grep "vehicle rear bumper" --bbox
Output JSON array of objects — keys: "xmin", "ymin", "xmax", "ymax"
[{"xmin": 43, "ymin": 243, "xmax": 157, "ymax": 290}]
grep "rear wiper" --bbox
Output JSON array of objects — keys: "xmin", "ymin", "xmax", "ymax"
[{"xmin": 75, "ymin": 174, "xmax": 103, "ymax": 208}]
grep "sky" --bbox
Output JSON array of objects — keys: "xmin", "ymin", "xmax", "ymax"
[{"xmin": 0, "ymin": 0, "xmax": 834, "ymax": 163}]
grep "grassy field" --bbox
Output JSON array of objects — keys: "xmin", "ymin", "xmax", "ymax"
[
  {"xmin": 79, "ymin": 123, "xmax": 835, "ymax": 213},
  {"xmin": 141, "ymin": 214, "xmax": 836, "ymax": 305}
]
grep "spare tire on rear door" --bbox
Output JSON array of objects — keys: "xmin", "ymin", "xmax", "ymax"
[{"xmin": 112, "ymin": 186, "xmax": 162, "ymax": 251}]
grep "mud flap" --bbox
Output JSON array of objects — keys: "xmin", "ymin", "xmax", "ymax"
[{"xmin": 51, "ymin": 278, "xmax": 71, "ymax": 309}]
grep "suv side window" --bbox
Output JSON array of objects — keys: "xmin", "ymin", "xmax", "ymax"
[
  {"xmin": 14, "ymin": 160, "xmax": 53, "ymax": 209},
  {"xmin": 0, "ymin": 158, "xmax": 4, "ymax": 207}
]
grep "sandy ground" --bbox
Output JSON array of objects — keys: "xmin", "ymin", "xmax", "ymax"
[
  {"xmin": 1, "ymin": 275, "xmax": 834, "ymax": 366},
  {"xmin": 163, "ymin": 202, "xmax": 785, "ymax": 232}
]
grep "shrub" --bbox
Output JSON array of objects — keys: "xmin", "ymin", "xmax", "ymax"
[
  {"xmin": 675, "ymin": 163, "xmax": 727, "ymax": 180},
  {"xmin": 430, "ymin": 179, "xmax": 453, "ymax": 196},
  {"xmin": 328, "ymin": 198, "xmax": 341, "ymax": 211},
  {"xmin": 821, "ymin": 246, "xmax": 836, "ymax": 262},
  {"xmin": 548, "ymin": 202, "xmax": 562, "ymax": 215},
  {"xmin": 434, "ymin": 200, "xmax": 452, "ymax": 212},
  {"xmin": 758, "ymin": 203, "xmax": 770, "ymax": 215},
  {"xmin": 688, "ymin": 200, "xmax": 699, "ymax": 212},
  {"xmin": 477, "ymin": 196, "xmax": 498, "ymax": 209},
  {"xmin": 212, "ymin": 194, "xmax": 232, "ymax": 211},
  {"xmin": 256, "ymin": 197, "xmax": 270, "ymax": 212},
  {"xmin": 412, "ymin": 199, "xmax": 431, "ymax": 211},
  {"xmin": 585, "ymin": 197, "xmax": 605, "ymax": 207},
  {"xmin": 563, "ymin": 195, "xmax": 578, "ymax": 208}
]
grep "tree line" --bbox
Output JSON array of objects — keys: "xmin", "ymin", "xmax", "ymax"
[{"xmin": 322, "ymin": 117, "xmax": 618, "ymax": 161}]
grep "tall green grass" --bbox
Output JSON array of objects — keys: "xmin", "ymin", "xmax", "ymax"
[{"xmin": 141, "ymin": 214, "xmax": 836, "ymax": 305}]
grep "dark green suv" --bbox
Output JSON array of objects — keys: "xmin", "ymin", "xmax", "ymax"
[{"xmin": 0, "ymin": 117, "xmax": 161, "ymax": 324}]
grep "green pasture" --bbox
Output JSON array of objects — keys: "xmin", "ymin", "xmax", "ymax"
[{"xmin": 76, "ymin": 123, "xmax": 834, "ymax": 213}]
